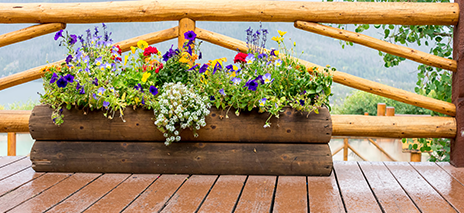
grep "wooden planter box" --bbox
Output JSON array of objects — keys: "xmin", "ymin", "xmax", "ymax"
[{"xmin": 29, "ymin": 104, "xmax": 333, "ymax": 176}]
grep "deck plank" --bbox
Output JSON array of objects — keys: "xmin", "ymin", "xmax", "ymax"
[
  {"xmin": 0, "ymin": 168, "xmax": 44, "ymax": 197},
  {"xmin": 0, "ymin": 172, "xmax": 71, "ymax": 212},
  {"xmin": 46, "ymin": 173, "xmax": 130, "ymax": 212},
  {"xmin": 85, "ymin": 174, "xmax": 159, "ymax": 213},
  {"xmin": 333, "ymin": 161, "xmax": 382, "ymax": 213},
  {"xmin": 307, "ymin": 173, "xmax": 345, "ymax": 213},
  {"xmin": 0, "ymin": 158, "xmax": 31, "ymax": 181},
  {"xmin": 234, "ymin": 176, "xmax": 276, "ymax": 213},
  {"xmin": 358, "ymin": 161, "xmax": 420, "ymax": 213},
  {"xmin": 8, "ymin": 173, "xmax": 100, "ymax": 213},
  {"xmin": 0, "ymin": 156, "xmax": 26, "ymax": 168},
  {"xmin": 197, "ymin": 175, "xmax": 246, "ymax": 213},
  {"xmin": 273, "ymin": 176, "xmax": 308, "ymax": 213},
  {"xmin": 161, "ymin": 175, "xmax": 217, "ymax": 212},
  {"xmin": 411, "ymin": 162, "xmax": 464, "ymax": 212},
  {"xmin": 437, "ymin": 162, "xmax": 464, "ymax": 185},
  {"xmin": 384, "ymin": 162, "xmax": 455, "ymax": 213},
  {"xmin": 123, "ymin": 174, "xmax": 188, "ymax": 212}
]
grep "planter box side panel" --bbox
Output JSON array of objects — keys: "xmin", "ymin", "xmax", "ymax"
[{"xmin": 30, "ymin": 141, "xmax": 333, "ymax": 176}]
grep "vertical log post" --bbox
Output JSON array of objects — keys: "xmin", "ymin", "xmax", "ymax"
[
  {"xmin": 178, "ymin": 18, "xmax": 195, "ymax": 50},
  {"xmin": 377, "ymin": 103, "xmax": 386, "ymax": 116},
  {"xmin": 452, "ymin": 0, "xmax": 464, "ymax": 167},
  {"xmin": 343, "ymin": 138, "xmax": 349, "ymax": 161},
  {"xmin": 410, "ymin": 153, "xmax": 422, "ymax": 162},
  {"xmin": 7, "ymin": 132, "xmax": 16, "ymax": 156},
  {"xmin": 364, "ymin": 112, "xmax": 369, "ymax": 116}
]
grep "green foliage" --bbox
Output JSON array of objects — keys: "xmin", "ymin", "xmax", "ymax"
[
  {"xmin": 6, "ymin": 100, "xmax": 39, "ymax": 110},
  {"xmin": 333, "ymin": 90, "xmax": 431, "ymax": 115}
]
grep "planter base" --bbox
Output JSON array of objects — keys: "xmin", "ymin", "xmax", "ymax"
[{"xmin": 30, "ymin": 141, "xmax": 333, "ymax": 176}]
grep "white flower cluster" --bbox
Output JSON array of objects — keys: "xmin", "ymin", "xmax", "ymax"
[{"xmin": 153, "ymin": 82, "xmax": 211, "ymax": 145}]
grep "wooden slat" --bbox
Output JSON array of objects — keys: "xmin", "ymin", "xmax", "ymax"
[
  {"xmin": 0, "ymin": 110, "xmax": 30, "ymax": 133},
  {"xmin": 358, "ymin": 162, "xmax": 419, "ymax": 212},
  {"xmin": 437, "ymin": 162, "xmax": 464, "ymax": 184},
  {"xmin": 161, "ymin": 175, "xmax": 217, "ymax": 212},
  {"xmin": 0, "ymin": 168, "xmax": 44, "ymax": 197},
  {"xmin": 198, "ymin": 175, "xmax": 246, "ymax": 213},
  {"xmin": 8, "ymin": 173, "xmax": 100, "ymax": 213},
  {"xmin": 0, "ymin": 173, "xmax": 70, "ymax": 212},
  {"xmin": 307, "ymin": 173, "xmax": 345, "ymax": 213},
  {"xmin": 0, "ymin": 1, "xmax": 458, "ymax": 25},
  {"xmin": 234, "ymin": 176, "xmax": 276, "ymax": 213},
  {"xmin": 0, "ymin": 158, "xmax": 31, "ymax": 181},
  {"xmin": 411, "ymin": 162, "xmax": 464, "ymax": 212},
  {"xmin": 273, "ymin": 176, "xmax": 308, "ymax": 213},
  {"xmin": 0, "ymin": 156, "xmax": 25, "ymax": 168},
  {"xmin": 0, "ymin": 23, "xmax": 66, "ymax": 48},
  {"xmin": 195, "ymin": 27, "xmax": 456, "ymax": 116},
  {"xmin": 123, "ymin": 174, "xmax": 188, "ymax": 212},
  {"xmin": 295, "ymin": 21, "xmax": 457, "ymax": 72},
  {"xmin": 333, "ymin": 161, "xmax": 382, "ymax": 213},
  {"xmin": 0, "ymin": 27, "xmax": 178, "ymax": 91},
  {"xmin": 85, "ymin": 174, "xmax": 159, "ymax": 213},
  {"xmin": 30, "ymin": 141, "xmax": 333, "ymax": 176},
  {"xmin": 29, "ymin": 105, "xmax": 332, "ymax": 143},
  {"xmin": 384, "ymin": 162, "xmax": 455, "ymax": 213},
  {"xmin": 46, "ymin": 174, "xmax": 130, "ymax": 212}
]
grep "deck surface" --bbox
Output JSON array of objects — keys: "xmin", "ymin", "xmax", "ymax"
[{"xmin": 1, "ymin": 156, "xmax": 464, "ymax": 212}]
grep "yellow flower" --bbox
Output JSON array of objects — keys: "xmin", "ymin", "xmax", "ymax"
[
  {"xmin": 278, "ymin": 30, "xmax": 287, "ymax": 37},
  {"xmin": 124, "ymin": 55, "xmax": 129, "ymax": 66},
  {"xmin": 131, "ymin": 46, "xmax": 136, "ymax": 54},
  {"xmin": 179, "ymin": 52, "xmax": 191, "ymax": 63},
  {"xmin": 141, "ymin": 72, "xmax": 151, "ymax": 83},
  {"xmin": 137, "ymin": 40, "xmax": 149, "ymax": 50},
  {"xmin": 274, "ymin": 50, "xmax": 280, "ymax": 55},
  {"xmin": 200, "ymin": 77, "xmax": 208, "ymax": 85},
  {"xmin": 135, "ymin": 97, "xmax": 140, "ymax": 104},
  {"xmin": 229, "ymin": 71, "xmax": 236, "ymax": 78}
]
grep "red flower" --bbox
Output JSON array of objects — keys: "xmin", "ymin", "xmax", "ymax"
[
  {"xmin": 114, "ymin": 45, "xmax": 122, "ymax": 55},
  {"xmin": 234, "ymin": 52, "xmax": 247, "ymax": 63},
  {"xmin": 115, "ymin": 57, "xmax": 122, "ymax": 62},
  {"xmin": 143, "ymin": 46, "xmax": 158, "ymax": 57},
  {"xmin": 155, "ymin": 63, "xmax": 163, "ymax": 74}
]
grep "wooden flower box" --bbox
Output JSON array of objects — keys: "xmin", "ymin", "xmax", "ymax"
[{"xmin": 29, "ymin": 104, "xmax": 333, "ymax": 176}]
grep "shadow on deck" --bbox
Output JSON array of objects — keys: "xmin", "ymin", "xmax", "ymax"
[{"xmin": 0, "ymin": 156, "xmax": 463, "ymax": 212}]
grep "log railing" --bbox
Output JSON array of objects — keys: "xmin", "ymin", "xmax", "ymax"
[{"xmin": 0, "ymin": 0, "xmax": 461, "ymax": 164}]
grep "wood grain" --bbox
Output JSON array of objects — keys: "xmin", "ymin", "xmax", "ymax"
[
  {"xmin": 273, "ymin": 176, "xmax": 308, "ymax": 213},
  {"xmin": 0, "ymin": 158, "xmax": 31, "ymax": 181},
  {"xmin": 29, "ymin": 105, "xmax": 332, "ymax": 143},
  {"xmin": 295, "ymin": 21, "xmax": 457, "ymax": 72},
  {"xmin": 198, "ymin": 175, "xmax": 246, "ymax": 213},
  {"xmin": 7, "ymin": 133, "xmax": 16, "ymax": 156},
  {"xmin": 195, "ymin": 27, "xmax": 456, "ymax": 116},
  {"xmin": 0, "ymin": 156, "xmax": 25, "ymax": 168},
  {"xmin": 0, "ymin": 23, "xmax": 65, "ymax": 48},
  {"xmin": 234, "ymin": 176, "xmax": 276, "ymax": 213},
  {"xmin": 0, "ymin": 1, "xmax": 457, "ymax": 25},
  {"xmin": 30, "ymin": 141, "xmax": 333, "ymax": 176},
  {"xmin": 0, "ymin": 168, "xmax": 43, "ymax": 197},
  {"xmin": 307, "ymin": 173, "xmax": 345, "ymax": 213},
  {"xmin": 0, "ymin": 110, "xmax": 30, "ymax": 132}
]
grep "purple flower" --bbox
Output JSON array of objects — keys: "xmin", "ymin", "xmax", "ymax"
[
  {"xmin": 259, "ymin": 98, "xmax": 267, "ymax": 107},
  {"xmin": 76, "ymin": 83, "xmax": 82, "ymax": 90},
  {"xmin": 210, "ymin": 96, "xmax": 215, "ymax": 101},
  {"xmin": 103, "ymin": 101, "xmax": 110, "ymax": 109},
  {"xmin": 245, "ymin": 54, "xmax": 255, "ymax": 64},
  {"xmin": 92, "ymin": 77, "xmax": 99, "ymax": 86},
  {"xmin": 187, "ymin": 45, "xmax": 193, "ymax": 55},
  {"xmin": 54, "ymin": 30, "xmax": 63, "ymax": 41},
  {"xmin": 219, "ymin": 89, "xmax": 226, "ymax": 96},
  {"xmin": 263, "ymin": 73, "xmax": 274, "ymax": 84},
  {"xmin": 199, "ymin": 51, "xmax": 202, "ymax": 59},
  {"xmin": 56, "ymin": 77, "xmax": 68, "ymax": 88},
  {"xmin": 69, "ymin": 34, "xmax": 78, "ymax": 45},
  {"xmin": 162, "ymin": 45, "xmax": 178, "ymax": 62},
  {"xmin": 225, "ymin": 64, "xmax": 233, "ymax": 70},
  {"xmin": 141, "ymin": 97, "xmax": 145, "ymax": 105},
  {"xmin": 65, "ymin": 55, "xmax": 73, "ymax": 65},
  {"xmin": 258, "ymin": 53, "xmax": 268, "ymax": 59},
  {"xmin": 74, "ymin": 49, "xmax": 83, "ymax": 61},
  {"xmin": 188, "ymin": 64, "xmax": 199, "ymax": 71},
  {"xmin": 134, "ymin": 83, "xmax": 144, "ymax": 92},
  {"xmin": 79, "ymin": 87, "xmax": 85, "ymax": 94},
  {"xmin": 149, "ymin": 85, "xmax": 158, "ymax": 96},
  {"xmin": 50, "ymin": 73, "xmax": 58, "ymax": 84},
  {"xmin": 184, "ymin": 31, "xmax": 197, "ymax": 41},
  {"xmin": 97, "ymin": 87, "xmax": 106, "ymax": 96},
  {"xmin": 231, "ymin": 77, "xmax": 241, "ymax": 85},
  {"xmin": 270, "ymin": 49, "xmax": 277, "ymax": 56},
  {"xmin": 93, "ymin": 93, "xmax": 98, "ymax": 100},
  {"xmin": 299, "ymin": 100, "xmax": 305, "ymax": 106},
  {"xmin": 199, "ymin": 64, "xmax": 208, "ymax": 73},
  {"xmin": 254, "ymin": 75, "xmax": 264, "ymax": 84},
  {"xmin": 244, "ymin": 79, "xmax": 258, "ymax": 91},
  {"xmin": 64, "ymin": 74, "xmax": 74, "ymax": 83},
  {"xmin": 213, "ymin": 62, "xmax": 222, "ymax": 74}
]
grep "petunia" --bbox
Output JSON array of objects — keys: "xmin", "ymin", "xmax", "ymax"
[
  {"xmin": 79, "ymin": 87, "xmax": 85, "ymax": 94},
  {"xmin": 65, "ymin": 55, "xmax": 73, "ymax": 65},
  {"xmin": 137, "ymin": 40, "xmax": 149, "ymax": 50},
  {"xmin": 142, "ymin": 72, "xmax": 151, "ymax": 83},
  {"xmin": 245, "ymin": 54, "xmax": 255, "ymax": 64},
  {"xmin": 231, "ymin": 77, "xmax": 241, "ymax": 85},
  {"xmin": 199, "ymin": 64, "xmax": 208, "ymax": 73},
  {"xmin": 56, "ymin": 77, "xmax": 68, "ymax": 88},
  {"xmin": 97, "ymin": 87, "xmax": 106, "ymax": 96},
  {"xmin": 263, "ymin": 73, "xmax": 274, "ymax": 84},
  {"xmin": 299, "ymin": 100, "xmax": 305, "ymax": 106},
  {"xmin": 184, "ymin": 31, "xmax": 197, "ymax": 41},
  {"xmin": 244, "ymin": 79, "xmax": 258, "ymax": 91},
  {"xmin": 162, "ymin": 45, "xmax": 178, "ymax": 62},
  {"xmin": 64, "ymin": 74, "xmax": 74, "ymax": 83},
  {"xmin": 219, "ymin": 89, "xmax": 226, "ymax": 96},
  {"xmin": 49, "ymin": 73, "xmax": 58, "ymax": 84},
  {"xmin": 149, "ymin": 85, "xmax": 158, "ymax": 96},
  {"xmin": 54, "ymin": 30, "xmax": 63, "ymax": 41},
  {"xmin": 103, "ymin": 101, "xmax": 110, "ymax": 109},
  {"xmin": 259, "ymin": 98, "xmax": 267, "ymax": 107},
  {"xmin": 68, "ymin": 34, "xmax": 78, "ymax": 45},
  {"xmin": 210, "ymin": 96, "xmax": 215, "ymax": 101},
  {"xmin": 92, "ymin": 77, "xmax": 99, "ymax": 86},
  {"xmin": 254, "ymin": 75, "xmax": 264, "ymax": 84}
]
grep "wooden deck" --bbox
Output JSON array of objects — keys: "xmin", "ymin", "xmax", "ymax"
[{"xmin": 1, "ymin": 157, "xmax": 464, "ymax": 212}]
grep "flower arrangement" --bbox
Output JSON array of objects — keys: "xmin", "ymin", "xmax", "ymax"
[{"xmin": 40, "ymin": 24, "xmax": 334, "ymax": 145}]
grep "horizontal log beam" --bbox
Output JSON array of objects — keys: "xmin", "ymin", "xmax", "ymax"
[
  {"xmin": 332, "ymin": 115, "xmax": 456, "ymax": 138},
  {"xmin": 0, "ymin": 111, "xmax": 456, "ymax": 138},
  {"xmin": 294, "ymin": 21, "xmax": 457, "ymax": 72},
  {"xmin": 0, "ymin": 23, "xmax": 66, "ymax": 48},
  {"xmin": 0, "ymin": 26, "xmax": 178, "ymax": 91},
  {"xmin": 0, "ymin": 1, "xmax": 458, "ymax": 25},
  {"xmin": 195, "ymin": 28, "xmax": 456, "ymax": 116}
]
